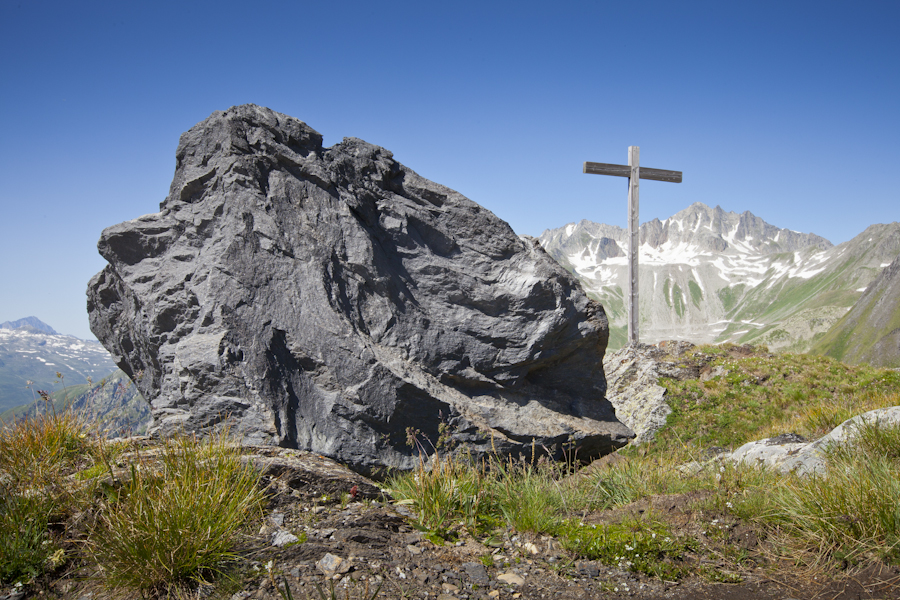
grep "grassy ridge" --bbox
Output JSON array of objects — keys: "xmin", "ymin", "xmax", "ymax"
[
  {"xmin": 389, "ymin": 346, "xmax": 900, "ymax": 582},
  {"xmin": 655, "ymin": 347, "xmax": 900, "ymax": 452}
]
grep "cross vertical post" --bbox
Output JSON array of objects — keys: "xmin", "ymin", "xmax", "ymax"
[
  {"xmin": 583, "ymin": 149, "xmax": 682, "ymax": 348},
  {"xmin": 627, "ymin": 146, "xmax": 640, "ymax": 346}
]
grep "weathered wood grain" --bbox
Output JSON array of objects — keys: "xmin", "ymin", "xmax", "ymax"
[
  {"xmin": 583, "ymin": 161, "xmax": 682, "ymax": 183},
  {"xmin": 583, "ymin": 149, "xmax": 682, "ymax": 347},
  {"xmin": 627, "ymin": 147, "xmax": 640, "ymax": 346}
]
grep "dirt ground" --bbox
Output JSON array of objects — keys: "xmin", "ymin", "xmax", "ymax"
[{"xmin": 14, "ymin": 457, "xmax": 898, "ymax": 600}]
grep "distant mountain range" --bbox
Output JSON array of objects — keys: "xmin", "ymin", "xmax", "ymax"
[
  {"xmin": 0, "ymin": 317, "xmax": 118, "ymax": 413},
  {"xmin": 539, "ymin": 203, "xmax": 900, "ymax": 353},
  {"xmin": 0, "ymin": 316, "xmax": 58, "ymax": 335}
]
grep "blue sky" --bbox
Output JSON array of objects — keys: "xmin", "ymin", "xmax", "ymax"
[{"xmin": 1, "ymin": 0, "xmax": 898, "ymax": 340}]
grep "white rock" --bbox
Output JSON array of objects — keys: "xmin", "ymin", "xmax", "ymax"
[
  {"xmin": 724, "ymin": 406, "xmax": 900, "ymax": 475},
  {"xmin": 497, "ymin": 573, "xmax": 525, "ymax": 586},
  {"xmin": 271, "ymin": 529, "xmax": 299, "ymax": 547}
]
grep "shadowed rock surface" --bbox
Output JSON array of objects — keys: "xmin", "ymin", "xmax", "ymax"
[{"xmin": 87, "ymin": 104, "xmax": 633, "ymax": 474}]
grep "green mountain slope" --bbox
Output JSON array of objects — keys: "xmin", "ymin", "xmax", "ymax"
[
  {"xmin": 1, "ymin": 369, "xmax": 151, "ymax": 436},
  {"xmin": 811, "ymin": 254, "xmax": 900, "ymax": 367},
  {"xmin": 0, "ymin": 325, "xmax": 117, "ymax": 413},
  {"xmin": 738, "ymin": 223, "xmax": 900, "ymax": 350}
]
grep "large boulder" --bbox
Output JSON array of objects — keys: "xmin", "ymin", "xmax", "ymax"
[{"xmin": 87, "ymin": 105, "xmax": 633, "ymax": 474}]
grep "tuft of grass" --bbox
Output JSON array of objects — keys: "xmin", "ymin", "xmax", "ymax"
[
  {"xmin": 390, "ymin": 449, "xmax": 584, "ymax": 542},
  {"xmin": 491, "ymin": 455, "xmax": 576, "ymax": 534},
  {"xmin": 88, "ymin": 433, "xmax": 265, "ymax": 596},
  {"xmin": 748, "ymin": 420, "xmax": 900, "ymax": 565},
  {"xmin": 388, "ymin": 452, "xmax": 494, "ymax": 540},
  {"xmin": 0, "ymin": 490, "xmax": 56, "ymax": 584},
  {"xmin": 0, "ymin": 407, "xmax": 101, "ymax": 584}
]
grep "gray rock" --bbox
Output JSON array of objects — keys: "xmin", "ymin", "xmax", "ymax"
[
  {"xmin": 241, "ymin": 447, "xmax": 384, "ymax": 500},
  {"xmin": 87, "ymin": 104, "xmax": 633, "ymax": 474},
  {"xmin": 462, "ymin": 562, "xmax": 489, "ymax": 585},
  {"xmin": 726, "ymin": 406, "xmax": 900, "ymax": 475},
  {"xmin": 603, "ymin": 342, "xmax": 700, "ymax": 444},
  {"xmin": 726, "ymin": 437, "xmax": 809, "ymax": 471}
]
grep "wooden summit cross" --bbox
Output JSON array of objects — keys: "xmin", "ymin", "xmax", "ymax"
[{"xmin": 584, "ymin": 147, "xmax": 682, "ymax": 346}]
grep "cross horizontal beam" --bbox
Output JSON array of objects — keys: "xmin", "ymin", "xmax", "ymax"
[{"xmin": 583, "ymin": 161, "xmax": 682, "ymax": 183}]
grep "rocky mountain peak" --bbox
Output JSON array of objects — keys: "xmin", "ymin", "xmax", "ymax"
[
  {"xmin": 0, "ymin": 316, "xmax": 58, "ymax": 335},
  {"xmin": 649, "ymin": 202, "xmax": 833, "ymax": 255},
  {"xmin": 539, "ymin": 204, "xmax": 899, "ymax": 351}
]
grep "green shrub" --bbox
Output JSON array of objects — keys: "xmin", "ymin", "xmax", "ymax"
[{"xmin": 557, "ymin": 516, "xmax": 695, "ymax": 579}]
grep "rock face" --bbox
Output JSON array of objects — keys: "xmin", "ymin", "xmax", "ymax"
[
  {"xmin": 603, "ymin": 346, "xmax": 671, "ymax": 445},
  {"xmin": 87, "ymin": 104, "xmax": 633, "ymax": 474},
  {"xmin": 603, "ymin": 340, "xmax": 703, "ymax": 444}
]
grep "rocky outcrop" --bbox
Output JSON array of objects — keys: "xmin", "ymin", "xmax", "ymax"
[
  {"xmin": 87, "ymin": 105, "xmax": 633, "ymax": 474},
  {"xmin": 725, "ymin": 407, "xmax": 900, "ymax": 475},
  {"xmin": 602, "ymin": 341, "xmax": 703, "ymax": 444}
]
